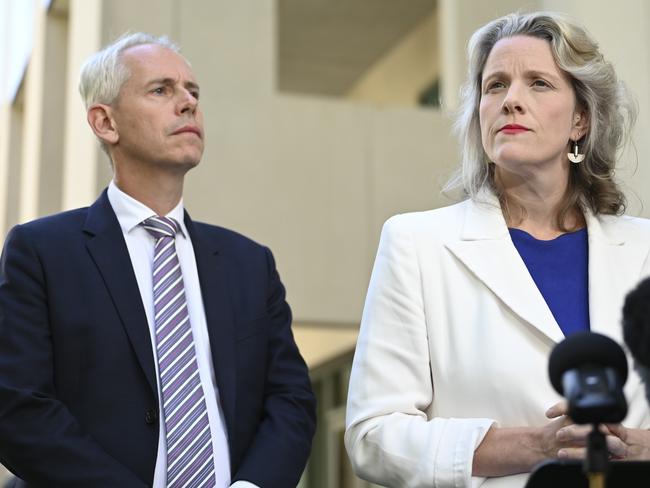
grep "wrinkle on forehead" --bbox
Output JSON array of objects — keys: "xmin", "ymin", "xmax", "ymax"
[{"xmin": 482, "ymin": 35, "xmax": 565, "ymax": 83}]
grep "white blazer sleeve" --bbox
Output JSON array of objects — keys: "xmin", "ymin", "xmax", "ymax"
[{"xmin": 345, "ymin": 215, "xmax": 495, "ymax": 488}]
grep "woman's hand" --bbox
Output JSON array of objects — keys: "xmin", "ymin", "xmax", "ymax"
[
  {"xmin": 472, "ymin": 406, "xmax": 575, "ymax": 477},
  {"xmin": 604, "ymin": 424, "xmax": 650, "ymax": 460},
  {"xmin": 472, "ymin": 401, "xmax": 650, "ymax": 477},
  {"xmin": 537, "ymin": 401, "xmax": 578, "ymax": 459},
  {"xmin": 545, "ymin": 401, "xmax": 650, "ymax": 460}
]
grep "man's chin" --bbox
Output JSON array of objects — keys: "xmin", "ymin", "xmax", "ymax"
[
  {"xmin": 175, "ymin": 150, "xmax": 202, "ymax": 169},
  {"xmin": 176, "ymin": 158, "xmax": 201, "ymax": 173}
]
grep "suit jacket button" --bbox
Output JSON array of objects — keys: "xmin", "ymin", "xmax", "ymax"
[{"xmin": 145, "ymin": 409, "xmax": 158, "ymax": 425}]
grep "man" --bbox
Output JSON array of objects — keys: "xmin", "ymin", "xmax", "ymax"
[{"xmin": 0, "ymin": 33, "xmax": 316, "ymax": 487}]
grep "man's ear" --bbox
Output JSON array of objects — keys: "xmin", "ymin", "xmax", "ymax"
[{"xmin": 87, "ymin": 104, "xmax": 119, "ymax": 145}]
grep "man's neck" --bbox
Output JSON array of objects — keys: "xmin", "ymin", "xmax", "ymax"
[{"xmin": 113, "ymin": 167, "xmax": 185, "ymax": 216}]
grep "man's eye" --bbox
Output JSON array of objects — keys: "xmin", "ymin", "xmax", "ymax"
[
  {"xmin": 152, "ymin": 87, "xmax": 166, "ymax": 95},
  {"xmin": 191, "ymin": 91, "xmax": 200, "ymax": 100}
]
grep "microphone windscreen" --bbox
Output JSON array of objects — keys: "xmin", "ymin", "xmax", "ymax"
[
  {"xmin": 623, "ymin": 277, "xmax": 650, "ymax": 368},
  {"xmin": 548, "ymin": 332, "xmax": 628, "ymax": 395}
]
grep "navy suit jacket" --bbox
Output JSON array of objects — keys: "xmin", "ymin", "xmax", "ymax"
[{"xmin": 0, "ymin": 191, "xmax": 316, "ymax": 487}]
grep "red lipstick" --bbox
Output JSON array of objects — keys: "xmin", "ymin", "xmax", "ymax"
[{"xmin": 499, "ymin": 124, "xmax": 530, "ymax": 135}]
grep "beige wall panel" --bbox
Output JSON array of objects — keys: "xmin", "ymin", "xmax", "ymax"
[
  {"xmin": 3, "ymin": 100, "xmax": 24, "ymax": 235},
  {"xmin": 184, "ymin": 99, "xmax": 459, "ymax": 324},
  {"xmin": 101, "ymin": 0, "xmax": 177, "ymax": 42},
  {"xmin": 185, "ymin": 96, "xmax": 371, "ymax": 324},
  {"xmin": 0, "ymin": 103, "xmax": 9, "ymax": 235},
  {"xmin": 18, "ymin": 0, "xmax": 46, "ymax": 223},
  {"xmin": 38, "ymin": 13, "xmax": 67, "ymax": 217},
  {"xmin": 62, "ymin": 0, "xmax": 102, "ymax": 210},
  {"xmin": 176, "ymin": 0, "xmax": 275, "ymax": 99},
  {"xmin": 368, "ymin": 107, "xmax": 458, "ymax": 245}
]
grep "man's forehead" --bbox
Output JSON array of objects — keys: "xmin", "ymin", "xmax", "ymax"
[{"xmin": 121, "ymin": 44, "xmax": 197, "ymax": 82}]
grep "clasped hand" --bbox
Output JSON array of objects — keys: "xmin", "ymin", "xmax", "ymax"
[{"xmin": 544, "ymin": 401, "xmax": 650, "ymax": 461}]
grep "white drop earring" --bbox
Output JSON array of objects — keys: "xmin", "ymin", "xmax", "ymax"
[{"xmin": 568, "ymin": 140, "xmax": 585, "ymax": 164}]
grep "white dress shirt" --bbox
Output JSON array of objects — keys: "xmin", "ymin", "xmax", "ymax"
[{"xmin": 108, "ymin": 181, "xmax": 258, "ymax": 488}]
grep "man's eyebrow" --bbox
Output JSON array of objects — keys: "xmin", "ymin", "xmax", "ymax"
[
  {"xmin": 145, "ymin": 78, "xmax": 200, "ymax": 91},
  {"xmin": 146, "ymin": 77, "xmax": 175, "ymax": 87},
  {"xmin": 185, "ymin": 81, "xmax": 200, "ymax": 92}
]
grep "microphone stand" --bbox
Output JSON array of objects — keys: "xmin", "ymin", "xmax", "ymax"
[{"xmin": 584, "ymin": 424, "xmax": 608, "ymax": 488}]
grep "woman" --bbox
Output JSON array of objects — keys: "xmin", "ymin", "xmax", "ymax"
[{"xmin": 345, "ymin": 11, "xmax": 650, "ymax": 488}]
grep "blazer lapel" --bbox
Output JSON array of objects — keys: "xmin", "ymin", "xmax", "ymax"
[
  {"xmin": 184, "ymin": 214, "xmax": 237, "ymax": 442},
  {"xmin": 83, "ymin": 191, "xmax": 157, "ymax": 395},
  {"xmin": 587, "ymin": 212, "xmax": 650, "ymax": 342},
  {"xmin": 445, "ymin": 195, "xmax": 564, "ymax": 343}
]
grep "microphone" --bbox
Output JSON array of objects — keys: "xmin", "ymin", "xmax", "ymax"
[
  {"xmin": 623, "ymin": 277, "xmax": 650, "ymax": 368},
  {"xmin": 623, "ymin": 277, "xmax": 650, "ymax": 403},
  {"xmin": 548, "ymin": 331, "xmax": 628, "ymax": 424}
]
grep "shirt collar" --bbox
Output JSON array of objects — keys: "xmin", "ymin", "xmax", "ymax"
[{"xmin": 107, "ymin": 180, "xmax": 188, "ymax": 238}]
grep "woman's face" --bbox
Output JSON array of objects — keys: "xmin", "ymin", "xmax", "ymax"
[{"xmin": 479, "ymin": 35, "xmax": 585, "ymax": 177}]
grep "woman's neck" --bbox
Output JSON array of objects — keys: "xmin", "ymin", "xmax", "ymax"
[{"xmin": 495, "ymin": 167, "xmax": 584, "ymax": 240}]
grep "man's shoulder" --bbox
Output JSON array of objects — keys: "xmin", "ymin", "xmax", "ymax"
[
  {"xmin": 190, "ymin": 220, "xmax": 268, "ymax": 254},
  {"xmin": 8, "ymin": 207, "xmax": 90, "ymax": 238}
]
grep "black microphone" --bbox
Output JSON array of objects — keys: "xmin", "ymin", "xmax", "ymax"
[
  {"xmin": 623, "ymin": 277, "xmax": 650, "ymax": 404},
  {"xmin": 548, "ymin": 331, "xmax": 628, "ymax": 424},
  {"xmin": 623, "ymin": 277, "xmax": 650, "ymax": 368}
]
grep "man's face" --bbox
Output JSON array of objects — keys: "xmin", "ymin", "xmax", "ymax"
[{"xmin": 109, "ymin": 44, "xmax": 204, "ymax": 174}]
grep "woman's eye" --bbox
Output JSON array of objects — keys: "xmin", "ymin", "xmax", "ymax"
[
  {"xmin": 485, "ymin": 81, "xmax": 505, "ymax": 92},
  {"xmin": 532, "ymin": 79, "xmax": 550, "ymax": 88}
]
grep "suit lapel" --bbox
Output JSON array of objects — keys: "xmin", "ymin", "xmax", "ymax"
[
  {"xmin": 587, "ymin": 213, "xmax": 650, "ymax": 342},
  {"xmin": 83, "ymin": 191, "xmax": 157, "ymax": 394},
  {"xmin": 184, "ymin": 214, "xmax": 237, "ymax": 442},
  {"xmin": 445, "ymin": 195, "xmax": 564, "ymax": 343}
]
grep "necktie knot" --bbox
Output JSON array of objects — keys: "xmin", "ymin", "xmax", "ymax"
[{"xmin": 141, "ymin": 216, "xmax": 179, "ymax": 240}]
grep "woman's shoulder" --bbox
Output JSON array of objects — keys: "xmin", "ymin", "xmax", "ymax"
[
  {"xmin": 382, "ymin": 199, "xmax": 472, "ymax": 236},
  {"xmin": 600, "ymin": 213, "xmax": 650, "ymax": 229},
  {"xmin": 596, "ymin": 213, "xmax": 650, "ymax": 241}
]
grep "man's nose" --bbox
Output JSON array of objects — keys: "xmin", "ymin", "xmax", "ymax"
[{"xmin": 177, "ymin": 89, "xmax": 198, "ymax": 114}]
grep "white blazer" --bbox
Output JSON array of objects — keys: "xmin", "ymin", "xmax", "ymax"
[{"xmin": 345, "ymin": 194, "xmax": 650, "ymax": 488}]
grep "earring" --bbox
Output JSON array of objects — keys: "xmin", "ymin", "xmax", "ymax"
[{"xmin": 568, "ymin": 140, "xmax": 585, "ymax": 164}]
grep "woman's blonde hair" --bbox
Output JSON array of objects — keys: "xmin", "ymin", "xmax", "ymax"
[{"xmin": 446, "ymin": 11, "xmax": 636, "ymax": 227}]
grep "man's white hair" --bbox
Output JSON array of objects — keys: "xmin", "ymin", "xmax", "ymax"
[{"xmin": 79, "ymin": 32, "xmax": 180, "ymax": 109}]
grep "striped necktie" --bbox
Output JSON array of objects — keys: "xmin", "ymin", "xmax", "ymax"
[{"xmin": 141, "ymin": 216, "xmax": 216, "ymax": 488}]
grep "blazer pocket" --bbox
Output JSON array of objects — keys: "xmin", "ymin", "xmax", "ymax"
[{"xmin": 235, "ymin": 316, "xmax": 268, "ymax": 342}]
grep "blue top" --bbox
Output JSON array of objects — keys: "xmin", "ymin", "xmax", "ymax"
[{"xmin": 509, "ymin": 227, "xmax": 590, "ymax": 336}]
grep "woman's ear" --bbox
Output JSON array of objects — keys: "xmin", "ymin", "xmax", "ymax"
[
  {"xmin": 87, "ymin": 104, "xmax": 119, "ymax": 145},
  {"xmin": 571, "ymin": 108, "xmax": 589, "ymax": 140}
]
